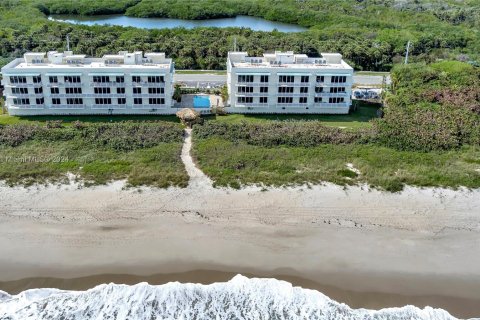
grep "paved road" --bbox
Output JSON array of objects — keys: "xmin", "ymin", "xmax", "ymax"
[{"xmin": 174, "ymin": 73, "xmax": 390, "ymax": 87}]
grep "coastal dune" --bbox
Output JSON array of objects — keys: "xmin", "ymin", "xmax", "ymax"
[{"xmin": 0, "ymin": 179, "xmax": 479, "ymax": 318}]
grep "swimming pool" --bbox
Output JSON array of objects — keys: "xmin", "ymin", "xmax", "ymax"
[{"xmin": 193, "ymin": 95, "xmax": 211, "ymax": 108}]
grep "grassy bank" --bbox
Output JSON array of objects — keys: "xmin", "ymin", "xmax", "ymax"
[
  {"xmin": 192, "ymin": 138, "xmax": 480, "ymax": 191},
  {"xmin": 0, "ymin": 122, "xmax": 188, "ymax": 187},
  {"xmin": 207, "ymin": 101, "xmax": 379, "ymax": 129}
]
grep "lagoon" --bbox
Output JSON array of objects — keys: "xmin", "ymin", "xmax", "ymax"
[{"xmin": 48, "ymin": 14, "xmax": 307, "ymax": 32}]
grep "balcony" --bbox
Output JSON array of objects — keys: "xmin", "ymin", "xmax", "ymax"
[
  {"xmin": 92, "ymin": 104, "xmax": 126, "ymax": 109},
  {"xmin": 132, "ymin": 82, "xmax": 166, "ymax": 87},
  {"xmin": 90, "ymin": 82, "xmax": 126, "ymax": 87},
  {"xmin": 50, "ymin": 104, "xmax": 85, "ymax": 109},
  {"xmin": 7, "ymin": 83, "xmax": 42, "ymax": 88}
]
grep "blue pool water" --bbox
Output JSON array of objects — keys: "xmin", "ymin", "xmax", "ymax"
[{"xmin": 193, "ymin": 96, "xmax": 211, "ymax": 108}]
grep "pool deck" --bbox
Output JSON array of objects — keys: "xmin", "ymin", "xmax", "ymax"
[{"xmin": 180, "ymin": 94, "xmax": 224, "ymax": 109}]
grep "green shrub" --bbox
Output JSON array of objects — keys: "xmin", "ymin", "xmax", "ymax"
[
  {"xmin": 373, "ymin": 106, "xmax": 480, "ymax": 152},
  {"xmin": 194, "ymin": 121, "xmax": 369, "ymax": 147}
]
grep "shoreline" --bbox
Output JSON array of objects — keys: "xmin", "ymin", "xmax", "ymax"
[
  {"xmin": 0, "ymin": 182, "xmax": 479, "ymax": 318},
  {"xmin": 1, "ymin": 270, "xmax": 480, "ymax": 318}
]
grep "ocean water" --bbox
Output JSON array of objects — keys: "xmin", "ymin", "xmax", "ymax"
[{"xmin": 0, "ymin": 275, "xmax": 458, "ymax": 320}]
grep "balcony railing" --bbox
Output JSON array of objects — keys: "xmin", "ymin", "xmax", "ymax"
[
  {"xmin": 90, "ymin": 82, "xmax": 126, "ymax": 87},
  {"xmin": 132, "ymin": 82, "xmax": 166, "ymax": 87},
  {"xmin": 50, "ymin": 104, "xmax": 85, "ymax": 109},
  {"xmin": 91, "ymin": 104, "xmax": 126, "ymax": 109},
  {"xmin": 6, "ymin": 83, "xmax": 42, "ymax": 88}
]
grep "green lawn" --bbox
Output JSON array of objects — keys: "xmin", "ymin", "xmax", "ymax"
[
  {"xmin": 354, "ymin": 71, "xmax": 390, "ymax": 76},
  {"xmin": 192, "ymin": 138, "xmax": 480, "ymax": 191},
  {"xmin": 0, "ymin": 114, "xmax": 180, "ymax": 126},
  {"xmin": 176, "ymin": 70, "xmax": 227, "ymax": 75},
  {"xmin": 207, "ymin": 101, "xmax": 379, "ymax": 129}
]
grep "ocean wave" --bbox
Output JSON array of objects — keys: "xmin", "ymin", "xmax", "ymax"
[{"xmin": 0, "ymin": 275, "xmax": 459, "ymax": 320}]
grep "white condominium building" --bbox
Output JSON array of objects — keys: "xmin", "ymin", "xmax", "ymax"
[
  {"xmin": 227, "ymin": 51, "xmax": 353, "ymax": 114},
  {"xmin": 1, "ymin": 51, "xmax": 174, "ymax": 115}
]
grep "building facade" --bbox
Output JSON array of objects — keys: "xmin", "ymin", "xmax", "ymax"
[
  {"xmin": 1, "ymin": 51, "xmax": 175, "ymax": 115},
  {"xmin": 227, "ymin": 51, "xmax": 353, "ymax": 114}
]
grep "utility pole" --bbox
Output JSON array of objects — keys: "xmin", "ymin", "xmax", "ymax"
[
  {"xmin": 233, "ymin": 37, "xmax": 237, "ymax": 52},
  {"xmin": 66, "ymin": 35, "xmax": 70, "ymax": 51},
  {"xmin": 404, "ymin": 40, "xmax": 411, "ymax": 64}
]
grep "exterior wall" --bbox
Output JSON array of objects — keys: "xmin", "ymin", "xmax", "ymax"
[
  {"xmin": 226, "ymin": 57, "xmax": 354, "ymax": 115},
  {"xmin": 1, "ymin": 59, "xmax": 175, "ymax": 116}
]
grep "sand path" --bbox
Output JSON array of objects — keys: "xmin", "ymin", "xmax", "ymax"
[{"xmin": 180, "ymin": 128, "xmax": 212, "ymax": 189}]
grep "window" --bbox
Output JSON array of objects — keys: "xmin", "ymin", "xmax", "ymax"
[
  {"xmin": 279, "ymin": 75, "xmax": 294, "ymax": 83},
  {"xmin": 52, "ymin": 98, "xmax": 61, "ymax": 105},
  {"xmin": 49, "ymin": 76, "xmax": 58, "ymax": 84},
  {"xmin": 329, "ymin": 97, "xmax": 345, "ymax": 104},
  {"xmin": 36, "ymin": 98, "xmax": 44, "ymax": 105},
  {"xmin": 64, "ymin": 76, "xmax": 81, "ymax": 83},
  {"xmin": 301, "ymin": 76, "xmax": 309, "ymax": 83},
  {"xmin": 95, "ymin": 98, "xmax": 112, "ymax": 105},
  {"xmin": 329, "ymin": 87, "xmax": 346, "ymax": 93},
  {"xmin": 67, "ymin": 98, "xmax": 83, "ymax": 105},
  {"xmin": 331, "ymin": 76, "xmax": 347, "ymax": 83},
  {"xmin": 259, "ymin": 97, "xmax": 268, "ymax": 104},
  {"xmin": 238, "ymin": 75, "xmax": 253, "ymax": 83},
  {"xmin": 316, "ymin": 76, "xmax": 324, "ymax": 83},
  {"xmin": 66, "ymin": 87, "xmax": 82, "ymax": 94},
  {"xmin": 33, "ymin": 76, "xmax": 42, "ymax": 83},
  {"xmin": 315, "ymin": 87, "xmax": 324, "ymax": 93},
  {"xmin": 93, "ymin": 76, "xmax": 110, "ymax": 83},
  {"xmin": 148, "ymin": 87, "xmax": 164, "ymax": 94},
  {"xmin": 132, "ymin": 76, "xmax": 141, "ymax": 83},
  {"xmin": 260, "ymin": 75, "xmax": 269, "ymax": 83},
  {"xmin": 278, "ymin": 87, "xmax": 294, "ymax": 93},
  {"xmin": 277, "ymin": 97, "xmax": 293, "ymax": 103},
  {"xmin": 13, "ymin": 98, "xmax": 30, "ymax": 105},
  {"xmin": 94, "ymin": 87, "xmax": 110, "ymax": 94},
  {"xmin": 147, "ymin": 76, "xmax": 164, "ymax": 83},
  {"xmin": 50, "ymin": 87, "xmax": 59, "ymax": 94},
  {"xmin": 10, "ymin": 76, "xmax": 27, "ymax": 84},
  {"xmin": 299, "ymin": 97, "xmax": 308, "ymax": 104},
  {"xmin": 237, "ymin": 97, "xmax": 253, "ymax": 104},
  {"xmin": 237, "ymin": 86, "xmax": 253, "ymax": 93},
  {"xmin": 300, "ymin": 87, "xmax": 309, "ymax": 93},
  {"xmin": 116, "ymin": 76, "xmax": 125, "ymax": 83},
  {"xmin": 12, "ymin": 88, "xmax": 28, "ymax": 94},
  {"xmin": 118, "ymin": 98, "xmax": 126, "ymax": 105},
  {"xmin": 260, "ymin": 87, "xmax": 268, "ymax": 93},
  {"xmin": 117, "ymin": 87, "xmax": 125, "ymax": 94},
  {"xmin": 314, "ymin": 97, "xmax": 322, "ymax": 103},
  {"xmin": 34, "ymin": 87, "xmax": 43, "ymax": 94},
  {"xmin": 134, "ymin": 98, "xmax": 142, "ymax": 105},
  {"xmin": 133, "ymin": 88, "xmax": 142, "ymax": 94},
  {"xmin": 149, "ymin": 98, "xmax": 165, "ymax": 105}
]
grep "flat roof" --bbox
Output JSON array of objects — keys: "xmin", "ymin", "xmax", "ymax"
[
  {"xmin": 4, "ymin": 58, "xmax": 172, "ymax": 71},
  {"xmin": 231, "ymin": 61, "xmax": 352, "ymax": 70}
]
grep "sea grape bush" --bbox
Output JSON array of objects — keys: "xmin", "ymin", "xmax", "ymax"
[
  {"xmin": 0, "ymin": 124, "xmax": 41, "ymax": 147},
  {"xmin": 0, "ymin": 122, "xmax": 183, "ymax": 151},
  {"xmin": 372, "ymin": 106, "xmax": 480, "ymax": 152},
  {"xmin": 194, "ymin": 121, "xmax": 369, "ymax": 147},
  {"xmin": 80, "ymin": 122, "xmax": 183, "ymax": 151}
]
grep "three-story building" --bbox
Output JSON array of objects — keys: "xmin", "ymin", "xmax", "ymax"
[
  {"xmin": 226, "ymin": 51, "xmax": 353, "ymax": 114},
  {"xmin": 1, "ymin": 51, "xmax": 174, "ymax": 115}
]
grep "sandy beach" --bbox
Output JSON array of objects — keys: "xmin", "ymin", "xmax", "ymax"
[{"xmin": 0, "ymin": 179, "xmax": 479, "ymax": 318}]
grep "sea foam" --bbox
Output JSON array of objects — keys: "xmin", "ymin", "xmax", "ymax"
[{"xmin": 0, "ymin": 275, "xmax": 459, "ymax": 320}]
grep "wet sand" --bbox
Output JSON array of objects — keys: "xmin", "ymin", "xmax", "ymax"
[{"xmin": 1, "ymin": 270, "xmax": 480, "ymax": 318}]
